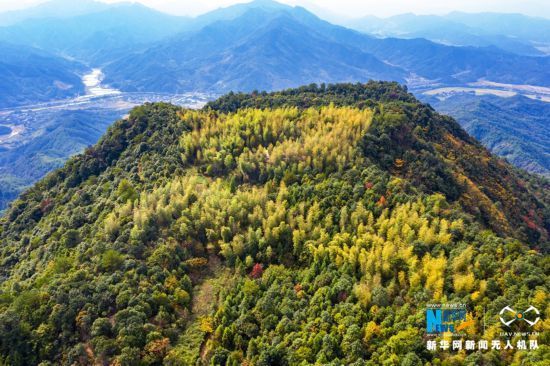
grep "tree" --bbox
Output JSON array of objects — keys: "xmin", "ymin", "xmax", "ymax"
[
  {"xmin": 250, "ymin": 263, "xmax": 263, "ymax": 279},
  {"xmin": 91, "ymin": 318, "xmax": 112, "ymax": 337},
  {"xmin": 62, "ymin": 229, "xmax": 80, "ymax": 248},
  {"xmin": 117, "ymin": 179, "xmax": 137, "ymax": 202},
  {"xmin": 101, "ymin": 249, "xmax": 124, "ymax": 271}
]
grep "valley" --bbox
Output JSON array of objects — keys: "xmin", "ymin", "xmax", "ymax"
[
  {"xmin": 0, "ymin": 69, "xmax": 215, "ymax": 211},
  {"xmin": 0, "ymin": 68, "xmax": 213, "ymax": 152}
]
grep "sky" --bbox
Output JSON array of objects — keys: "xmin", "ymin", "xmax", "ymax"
[{"xmin": 0, "ymin": 0, "xmax": 549, "ymax": 18}]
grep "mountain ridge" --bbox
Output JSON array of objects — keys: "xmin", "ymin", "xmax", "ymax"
[
  {"xmin": 102, "ymin": 6, "xmax": 407, "ymax": 93},
  {"xmin": 0, "ymin": 2, "xmax": 189, "ymax": 63},
  {"xmin": 103, "ymin": 3, "xmax": 550, "ymax": 93}
]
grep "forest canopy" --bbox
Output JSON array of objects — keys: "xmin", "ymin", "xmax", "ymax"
[{"xmin": 0, "ymin": 82, "xmax": 548, "ymax": 365}]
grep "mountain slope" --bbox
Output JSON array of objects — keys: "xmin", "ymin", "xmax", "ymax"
[
  {"xmin": 0, "ymin": 42, "xmax": 85, "ymax": 108},
  {"xmin": 208, "ymin": 83, "xmax": 549, "ymax": 243},
  {"xmin": 423, "ymin": 93, "xmax": 550, "ymax": 177},
  {"xmin": 0, "ymin": 83, "xmax": 547, "ymax": 365}
]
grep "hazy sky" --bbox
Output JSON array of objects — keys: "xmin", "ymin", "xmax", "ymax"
[{"xmin": 1, "ymin": 0, "xmax": 549, "ymax": 18}]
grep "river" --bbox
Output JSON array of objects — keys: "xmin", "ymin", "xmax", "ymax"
[{"xmin": 81, "ymin": 68, "xmax": 121, "ymax": 97}]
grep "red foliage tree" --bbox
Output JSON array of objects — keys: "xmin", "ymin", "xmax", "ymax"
[
  {"xmin": 250, "ymin": 263, "xmax": 263, "ymax": 279},
  {"xmin": 377, "ymin": 195, "xmax": 386, "ymax": 206}
]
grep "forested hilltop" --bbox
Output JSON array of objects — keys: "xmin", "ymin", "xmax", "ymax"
[{"xmin": 0, "ymin": 82, "xmax": 548, "ymax": 365}]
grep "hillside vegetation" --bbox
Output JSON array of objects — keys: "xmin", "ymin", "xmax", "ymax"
[
  {"xmin": 424, "ymin": 93, "xmax": 550, "ymax": 177},
  {"xmin": 0, "ymin": 83, "xmax": 548, "ymax": 365}
]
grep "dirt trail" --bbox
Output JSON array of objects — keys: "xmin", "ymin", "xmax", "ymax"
[{"xmin": 170, "ymin": 253, "xmax": 233, "ymax": 365}]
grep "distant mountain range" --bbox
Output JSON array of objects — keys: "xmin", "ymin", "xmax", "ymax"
[
  {"xmin": 2, "ymin": 0, "xmax": 548, "ymax": 92},
  {"xmin": 0, "ymin": 2, "xmax": 188, "ymax": 64},
  {"xmin": 346, "ymin": 12, "xmax": 550, "ymax": 56},
  {"xmin": 103, "ymin": 6, "xmax": 407, "ymax": 93},
  {"xmin": 101, "ymin": 2, "xmax": 550, "ymax": 93}
]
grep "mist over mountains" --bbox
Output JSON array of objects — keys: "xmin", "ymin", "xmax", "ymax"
[{"xmin": 346, "ymin": 12, "xmax": 550, "ymax": 56}]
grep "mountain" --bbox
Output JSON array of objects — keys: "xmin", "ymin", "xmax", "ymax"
[
  {"xmin": 0, "ymin": 0, "xmax": 548, "ymax": 217},
  {"xmin": 2, "ymin": 0, "xmax": 548, "ymax": 92},
  {"xmin": 186, "ymin": 0, "xmax": 291, "ymax": 29},
  {"xmin": 103, "ymin": 6, "xmax": 406, "ymax": 93},
  {"xmin": 0, "ymin": 2, "xmax": 189, "ymax": 64},
  {"xmin": 0, "ymin": 42, "xmax": 85, "ymax": 108},
  {"xmin": 0, "ymin": 83, "xmax": 547, "ymax": 365},
  {"xmin": 0, "ymin": 0, "xmax": 109, "ymax": 26},
  {"xmin": 346, "ymin": 12, "xmax": 550, "ymax": 56},
  {"xmin": 103, "ymin": 2, "xmax": 550, "ymax": 94},
  {"xmin": 0, "ymin": 0, "xmax": 292, "ymax": 64},
  {"xmin": 423, "ymin": 93, "xmax": 550, "ymax": 177}
]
